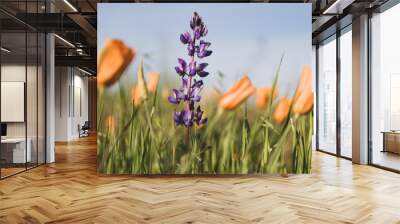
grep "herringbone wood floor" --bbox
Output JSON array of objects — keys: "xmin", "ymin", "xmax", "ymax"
[{"xmin": 1, "ymin": 136, "xmax": 400, "ymax": 224}]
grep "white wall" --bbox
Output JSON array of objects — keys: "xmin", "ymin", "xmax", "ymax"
[
  {"xmin": 1, "ymin": 65, "xmax": 38, "ymax": 137},
  {"xmin": 55, "ymin": 67, "xmax": 89, "ymax": 141},
  {"xmin": 1, "ymin": 63, "xmax": 46, "ymax": 163},
  {"xmin": 55, "ymin": 67, "xmax": 69, "ymax": 141}
]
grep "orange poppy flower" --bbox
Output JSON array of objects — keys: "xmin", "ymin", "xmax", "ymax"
[
  {"xmin": 146, "ymin": 71, "xmax": 160, "ymax": 93},
  {"xmin": 273, "ymin": 97, "xmax": 291, "ymax": 124},
  {"xmin": 293, "ymin": 65, "xmax": 312, "ymax": 103},
  {"xmin": 223, "ymin": 75, "xmax": 252, "ymax": 96},
  {"xmin": 136, "ymin": 60, "xmax": 148, "ymax": 102},
  {"xmin": 219, "ymin": 75, "xmax": 256, "ymax": 110},
  {"xmin": 255, "ymin": 87, "xmax": 279, "ymax": 109},
  {"xmin": 131, "ymin": 86, "xmax": 141, "ymax": 106},
  {"xmin": 293, "ymin": 89, "xmax": 314, "ymax": 115},
  {"xmin": 292, "ymin": 65, "xmax": 314, "ymax": 115},
  {"xmin": 131, "ymin": 71, "xmax": 159, "ymax": 106},
  {"xmin": 105, "ymin": 115, "xmax": 116, "ymax": 133},
  {"xmin": 98, "ymin": 39, "xmax": 135, "ymax": 87}
]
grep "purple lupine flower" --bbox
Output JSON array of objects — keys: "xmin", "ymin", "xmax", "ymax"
[
  {"xmin": 195, "ymin": 106, "xmax": 207, "ymax": 125},
  {"xmin": 182, "ymin": 110, "xmax": 194, "ymax": 127},
  {"xmin": 169, "ymin": 12, "xmax": 212, "ymax": 128},
  {"xmin": 168, "ymin": 89, "xmax": 182, "ymax": 104},
  {"xmin": 174, "ymin": 58, "xmax": 187, "ymax": 76},
  {"xmin": 198, "ymin": 41, "xmax": 212, "ymax": 58},
  {"xmin": 188, "ymin": 61, "xmax": 197, "ymax": 76},
  {"xmin": 196, "ymin": 63, "xmax": 209, "ymax": 77},
  {"xmin": 200, "ymin": 26, "xmax": 208, "ymax": 37},
  {"xmin": 173, "ymin": 111, "xmax": 184, "ymax": 125},
  {"xmin": 180, "ymin": 32, "xmax": 191, "ymax": 44},
  {"xmin": 194, "ymin": 27, "xmax": 202, "ymax": 39},
  {"xmin": 187, "ymin": 42, "xmax": 195, "ymax": 56},
  {"xmin": 192, "ymin": 79, "xmax": 203, "ymax": 89}
]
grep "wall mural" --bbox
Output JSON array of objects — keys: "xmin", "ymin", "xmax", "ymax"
[{"xmin": 97, "ymin": 4, "xmax": 313, "ymax": 174}]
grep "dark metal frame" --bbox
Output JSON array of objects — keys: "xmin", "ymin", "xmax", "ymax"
[
  {"xmin": 315, "ymin": 23, "xmax": 353, "ymax": 161},
  {"xmin": 336, "ymin": 28, "xmax": 341, "ymax": 159},
  {"xmin": 0, "ymin": 20, "xmax": 2, "ymax": 179},
  {"xmin": 315, "ymin": 44, "xmax": 319, "ymax": 151}
]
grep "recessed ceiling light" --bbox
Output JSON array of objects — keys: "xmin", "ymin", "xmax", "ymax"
[
  {"xmin": 78, "ymin": 67, "xmax": 93, "ymax": 76},
  {"xmin": 63, "ymin": 0, "xmax": 78, "ymax": 12},
  {"xmin": 323, "ymin": 0, "xmax": 354, "ymax": 15},
  {"xmin": 54, "ymin": 34, "xmax": 75, "ymax": 48},
  {"xmin": 1, "ymin": 47, "xmax": 11, "ymax": 53}
]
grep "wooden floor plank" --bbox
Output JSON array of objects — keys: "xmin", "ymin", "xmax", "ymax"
[{"xmin": 0, "ymin": 135, "xmax": 400, "ymax": 223}]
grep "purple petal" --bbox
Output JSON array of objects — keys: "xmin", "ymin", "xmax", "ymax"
[
  {"xmin": 192, "ymin": 95, "xmax": 201, "ymax": 102},
  {"xmin": 198, "ymin": 71, "xmax": 209, "ymax": 77},
  {"xmin": 180, "ymin": 32, "xmax": 191, "ymax": 44},
  {"xmin": 199, "ymin": 118, "xmax": 208, "ymax": 125},
  {"xmin": 198, "ymin": 50, "xmax": 212, "ymax": 59},
  {"xmin": 196, "ymin": 63, "xmax": 208, "ymax": 72},
  {"xmin": 182, "ymin": 110, "xmax": 193, "ymax": 127},
  {"xmin": 194, "ymin": 27, "xmax": 201, "ymax": 39},
  {"xmin": 202, "ymin": 27, "xmax": 208, "ymax": 37},
  {"xmin": 182, "ymin": 78, "xmax": 189, "ymax": 89},
  {"xmin": 199, "ymin": 40, "xmax": 211, "ymax": 50},
  {"xmin": 175, "ymin": 66, "xmax": 184, "ymax": 75},
  {"xmin": 192, "ymin": 80, "xmax": 203, "ymax": 88},
  {"xmin": 173, "ymin": 111, "xmax": 183, "ymax": 125},
  {"xmin": 168, "ymin": 96, "xmax": 180, "ymax": 104},
  {"xmin": 177, "ymin": 58, "xmax": 187, "ymax": 69},
  {"xmin": 187, "ymin": 43, "xmax": 195, "ymax": 56},
  {"xmin": 188, "ymin": 61, "xmax": 196, "ymax": 76}
]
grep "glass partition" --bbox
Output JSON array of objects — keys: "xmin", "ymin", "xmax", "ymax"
[
  {"xmin": 317, "ymin": 35, "xmax": 337, "ymax": 154},
  {"xmin": 339, "ymin": 27, "xmax": 352, "ymax": 158},
  {"xmin": 371, "ymin": 3, "xmax": 400, "ymax": 171},
  {"xmin": 0, "ymin": 1, "xmax": 46, "ymax": 179},
  {"xmin": 1, "ymin": 30, "xmax": 28, "ymax": 177}
]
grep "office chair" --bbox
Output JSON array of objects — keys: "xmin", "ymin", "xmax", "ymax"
[{"xmin": 79, "ymin": 121, "xmax": 90, "ymax": 138}]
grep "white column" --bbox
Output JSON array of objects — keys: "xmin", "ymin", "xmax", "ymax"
[
  {"xmin": 46, "ymin": 32, "xmax": 55, "ymax": 163},
  {"xmin": 352, "ymin": 14, "xmax": 369, "ymax": 164}
]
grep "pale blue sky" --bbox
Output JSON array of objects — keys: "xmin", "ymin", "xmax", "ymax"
[{"xmin": 98, "ymin": 3, "xmax": 311, "ymax": 95}]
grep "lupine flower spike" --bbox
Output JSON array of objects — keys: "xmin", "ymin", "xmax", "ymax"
[{"xmin": 168, "ymin": 12, "xmax": 212, "ymax": 127}]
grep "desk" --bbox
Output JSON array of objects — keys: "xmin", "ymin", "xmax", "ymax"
[
  {"xmin": 382, "ymin": 131, "xmax": 400, "ymax": 154},
  {"xmin": 1, "ymin": 138, "xmax": 31, "ymax": 163}
]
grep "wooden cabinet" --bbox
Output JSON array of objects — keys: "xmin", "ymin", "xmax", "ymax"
[{"xmin": 382, "ymin": 132, "xmax": 400, "ymax": 154}]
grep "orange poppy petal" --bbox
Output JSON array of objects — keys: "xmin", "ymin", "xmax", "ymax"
[
  {"xmin": 105, "ymin": 115, "xmax": 116, "ymax": 133},
  {"xmin": 147, "ymin": 71, "xmax": 160, "ymax": 93},
  {"xmin": 293, "ymin": 65, "xmax": 312, "ymax": 103},
  {"xmin": 293, "ymin": 90, "xmax": 314, "ymax": 115},
  {"xmin": 219, "ymin": 85, "xmax": 256, "ymax": 110},
  {"xmin": 98, "ymin": 39, "xmax": 135, "ymax": 87},
  {"xmin": 255, "ymin": 87, "xmax": 279, "ymax": 109},
  {"xmin": 221, "ymin": 75, "xmax": 251, "ymax": 98},
  {"xmin": 273, "ymin": 97, "xmax": 291, "ymax": 124}
]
